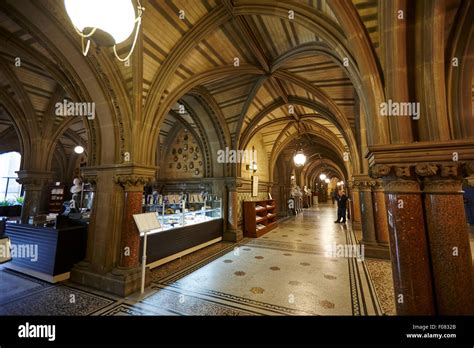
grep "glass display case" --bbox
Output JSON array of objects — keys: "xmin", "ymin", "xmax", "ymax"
[{"xmin": 142, "ymin": 193, "xmax": 222, "ymax": 232}]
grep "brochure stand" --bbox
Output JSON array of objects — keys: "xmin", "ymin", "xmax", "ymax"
[{"xmin": 133, "ymin": 212, "xmax": 162, "ymax": 294}]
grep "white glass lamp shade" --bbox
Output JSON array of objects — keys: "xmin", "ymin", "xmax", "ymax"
[
  {"xmin": 325, "ymin": 178, "xmax": 330, "ymax": 184},
  {"xmin": 319, "ymin": 173, "xmax": 327, "ymax": 181},
  {"xmin": 74, "ymin": 145, "xmax": 84, "ymax": 154},
  {"xmin": 293, "ymin": 151, "xmax": 306, "ymax": 167},
  {"xmin": 65, "ymin": 0, "xmax": 136, "ymax": 44}
]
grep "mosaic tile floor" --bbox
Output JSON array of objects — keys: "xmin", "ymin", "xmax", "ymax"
[{"xmin": 1, "ymin": 205, "xmax": 392, "ymax": 316}]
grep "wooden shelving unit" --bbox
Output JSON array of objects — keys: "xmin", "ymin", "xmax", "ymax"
[
  {"xmin": 243, "ymin": 199, "xmax": 277, "ymax": 237},
  {"xmin": 49, "ymin": 185, "xmax": 65, "ymax": 213}
]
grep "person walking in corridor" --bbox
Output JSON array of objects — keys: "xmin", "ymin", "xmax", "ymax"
[{"xmin": 334, "ymin": 190, "xmax": 348, "ymax": 223}]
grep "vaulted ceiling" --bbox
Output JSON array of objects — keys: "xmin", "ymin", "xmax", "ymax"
[{"xmin": 0, "ymin": 0, "xmax": 470, "ymax": 181}]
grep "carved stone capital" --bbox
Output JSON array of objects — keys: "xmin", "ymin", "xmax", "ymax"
[
  {"xmin": 16, "ymin": 170, "xmax": 53, "ymax": 190},
  {"xmin": 82, "ymin": 174, "xmax": 98, "ymax": 186},
  {"xmin": 370, "ymin": 164, "xmax": 391, "ymax": 179},
  {"xmin": 464, "ymin": 162, "xmax": 474, "ymax": 175},
  {"xmin": 440, "ymin": 164, "xmax": 459, "ymax": 177},
  {"xmin": 394, "ymin": 165, "xmax": 413, "ymax": 179},
  {"xmin": 225, "ymin": 178, "xmax": 243, "ymax": 191},
  {"xmin": 423, "ymin": 178, "xmax": 463, "ymax": 194},
  {"xmin": 415, "ymin": 163, "xmax": 439, "ymax": 177},
  {"xmin": 463, "ymin": 162, "xmax": 474, "ymax": 187},
  {"xmin": 382, "ymin": 178, "xmax": 421, "ymax": 194},
  {"xmin": 352, "ymin": 176, "xmax": 375, "ymax": 191},
  {"xmin": 115, "ymin": 175, "xmax": 151, "ymax": 192},
  {"xmin": 373, "ymin": 179, "xmax": 385, "ymax": 191}
]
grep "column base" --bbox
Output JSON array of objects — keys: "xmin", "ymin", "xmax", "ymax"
[
  {"xmin": 351, "ymin": 221, "xmax": 362, "ymax": 231},
  {"xmin": 223, "ymin": 228, "xmax": 243, "ymax": 242},
  {"xmin": 70, "ymin": 265, "xmax": 150, "ymax": 297},
  {"xmin": 362, "ymin": 242, "xmax": 391, "ymax": 259}
]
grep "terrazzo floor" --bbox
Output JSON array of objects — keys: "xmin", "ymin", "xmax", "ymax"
[{"xmin": 1, "ymin": 204, "xmax": 395, "ymax": 316}]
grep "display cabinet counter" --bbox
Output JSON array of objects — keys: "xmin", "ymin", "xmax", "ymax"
[{"xmin": 4, "ymin": 222, "xmax": 87, "ymax": 283}]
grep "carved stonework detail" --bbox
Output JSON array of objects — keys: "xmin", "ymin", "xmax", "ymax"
[
  {"xmin": 464, "ymin": 162, "xmax": 474, "ymax": 187},
  {"xmin": 423, "ymin": 178, "xmax": 463, "ymax": 193},
  {"xmin": 371, "ymin": 164, "xmax": 391, "ymax": 178},
  {"xmin": 464, "ymin": 162, "xmax": 474, "ymax": 175},
  {"xmin": 115, "ymin": 175, "xmax": 151, "ymax": 191},
  {"xmin": 373, "ymin": 179, "xmax": 384, "ymax": 191},
  {"xmin": 382, "ymin": 179, "xmax": 421, "ymax": 193},
  {"xmin": 369, "ymin": 162, "xmax": 474, "ymax": 191},
  {"xmin": 415, "ymin": 163, "xmax": 439, "ymax": 177},
  {"xmin": 394, "ymin": 165, "xmax": 411, "ymax": 178},
  {"xmin": 226, "ymin": 178, "xmax": 243, "ymax": 191},
  {"xmin": 440, "ymin": 164, "xmax": 459, "ymax": 177},
  {"xmin": 16, "ymin": 171, "xmax": 53, "ymax": 190}
]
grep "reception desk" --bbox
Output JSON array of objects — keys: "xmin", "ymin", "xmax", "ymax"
[{"xmin": 5, "ymin": 222, "xmax": 87, "ymax": 283}]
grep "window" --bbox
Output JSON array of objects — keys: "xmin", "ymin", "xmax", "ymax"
[{"xmin": 0, "ymin": 152, "xmax": 22, "ymax": 201}]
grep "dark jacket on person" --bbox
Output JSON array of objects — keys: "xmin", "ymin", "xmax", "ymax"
[{"xmin": 336, "ymin": 193, "xmax": 348, "ymax": 209}]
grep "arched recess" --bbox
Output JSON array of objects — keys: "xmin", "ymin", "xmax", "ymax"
[
  {"xmin": 142, "ymin": 66, "xmax": 266, "ymax": 165},
  {"xmin": 161, "ymin": 109, "xmax": 212, "ymax": 178},
  {"xmin": 269, "ymin": 128, "xmax": 349, "ymax": 184},
  {"xmin": 306, "ymin": 158, "xmax": 347, "ymax": 186},
  {"xmin": 239, "ymin": 96, "xmax": 359, "ymax": 174}
]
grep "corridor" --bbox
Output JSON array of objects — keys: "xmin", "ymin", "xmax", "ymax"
[{"xmin": 0, "ymin": 205, "xmax": 389, "ymax": 316}]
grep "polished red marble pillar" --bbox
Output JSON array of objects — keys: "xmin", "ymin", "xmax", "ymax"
[
  {"xmin": 382, "ymin": 167, "xmax": 435, "ymax": 315},
  {"xmin": 373, "ymin": 180, "xmax": 390, "ymax": 245},
  {"xmin": 116, "ymin": 176, "xmax": 147, "ymax": 270},
  {"xmin": 420, "ymin": 165, "xmax": 474, "ymax": 314}
]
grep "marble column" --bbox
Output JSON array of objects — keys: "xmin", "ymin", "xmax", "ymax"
[
  {"xmin": 348, "ymin": 180, "xmax": 362, "ymax": 230},
  {"xmin": 377, "ymin": 165, "xmax": 435, "ymax": 315},
  {"xmin": 115, "ymin": 175, "xmax": 147, "ymax": 269},
  {"xmin": 372, "ymin": 179, "xmax": 390, "ymax": 246},
  {"xmin": 16, "ymin": 170, "xmax": 53, "ymax": 223},
  {"xmin": 417, "ymin": 163, "xmax": 474, "ymax": 314},
  {"xmin": 358, "ymin": 177, "xmax": 377, "ymax": 244}
]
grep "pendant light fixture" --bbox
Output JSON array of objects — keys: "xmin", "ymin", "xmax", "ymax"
[
  {"xmin": 64, "ymin": 0, "xmax": 145, "ymax": 62},
  {"xmin": 319, "ymin": 173, "xmax": 327, "ymax": 181},
  {"xmin": 293, "ymin": 122, "xmax": 306, "ymax": 167}
]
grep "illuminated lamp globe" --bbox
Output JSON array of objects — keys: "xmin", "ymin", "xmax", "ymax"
[
  {"xmin": 319, "ymin": 173, "xmax": 327, "ymax": 181},
  {"xmin": 74, "ymin": 146, "xmax": 85, "ymax": 154},
  {"xmin": 65, "ymin": 0, "xmax": 137, "ymax": 46},
  {"xmin": 325, "ymin": 178, "xmax": 330, "ymax": 184},
  {"xmin": 293, "ymin": 151, "xmax": 306, "ymax": 167}
]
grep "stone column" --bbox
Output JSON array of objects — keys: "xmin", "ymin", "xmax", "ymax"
[
  {"xmin": 363, "ymin": 178, "xmax": 392, "ymax": 259},
  {"xmin": 16, "ymin": 170, "xmax": 53, "ymax": 223},
  {"xmin": 224, "ymin": 179, "xmax": 243, "ymax": 242},
  {"xmin": 417, "ymin": 163, "xmax": 474, "ymax": 314},
  {"xmin": 375, "ymin": 165, "xmax": 435, "ymax": 315},
  {"xmin": 355, "ymin": 176, "xmax": 377, "ymax": 245},
  {"xmin": 348, "ymin": 180, "xmax": 362, "ymax": 230},
  {"xmin": 70, "ymin": 165, "xmax": 155, "ymax": 297}
]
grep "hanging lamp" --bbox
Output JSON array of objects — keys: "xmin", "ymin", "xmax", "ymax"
[{"xmin": 64, "ymin": 0, "xmax": 145, "ymax": 62}]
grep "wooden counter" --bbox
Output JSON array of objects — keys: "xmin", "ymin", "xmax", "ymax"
[{"xmin": 5, "ymin": 222, "xmax": 87, "ymax": 283}]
